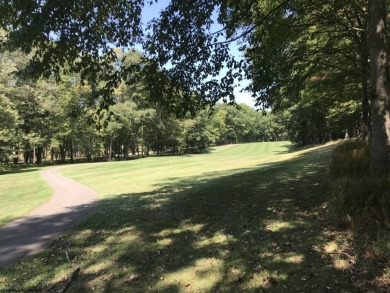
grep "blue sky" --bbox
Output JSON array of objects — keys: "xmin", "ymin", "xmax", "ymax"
[{"xmin": 140, "ymin": 1, "xmax": 256, "ymax": 108}]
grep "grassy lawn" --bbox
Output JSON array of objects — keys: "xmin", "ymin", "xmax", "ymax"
[
  {"xmin": 1, "ymin": 141, "xmax": 388, "ymax": 292},
  {"xmin": 0, "ymin": 167, "xmax": 53, "ymax": 226},
  {"xmin": 60, "ymin": 141, "xmax": 296, "ymax": 198}
]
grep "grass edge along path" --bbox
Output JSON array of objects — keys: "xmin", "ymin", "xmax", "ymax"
[
  {"xmin": 1, "ymin": 141, "xmax": 388, "ymax": 292},
  {"xmin": 0, "ymin": 167, "xmax": 53, "ymax": 226}
]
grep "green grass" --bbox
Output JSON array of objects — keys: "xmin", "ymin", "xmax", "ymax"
[
  {"xmin": 1, "ymin": 141, "xmax": 389, "ymax": 292},
  {"xmin": 59, "ymin": 141, "xmax": 295, "ymax": 198},
  {"xmin": 0, "ymin": 167, "xmax": 53, "ymax": 226}
]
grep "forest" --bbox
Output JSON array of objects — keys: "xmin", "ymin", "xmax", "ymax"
[{"xmin": 0, "ymin": 49, "xmax": 291, "ymax": 164}]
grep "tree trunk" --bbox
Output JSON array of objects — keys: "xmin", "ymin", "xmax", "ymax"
[
  {"xmin": 69, "ymin": 142, "xmax": 74, "ymax": 163},
  {"xmin": 361, "ymin": 40, "xmax": 372, "ymax": 142},
  {"xmin": 60, "ymin": 144, "xmax": 66, "ymax": 163},
  {"xmin": 369, "ymin": 0, "xmax": 390, "ymax": 174},
  {"xmin": 344, "ymin": 129, "xmax": 349, "ymax": 139},
  {"xmin": 132, "ymin": 144, "xmax": 136, "ymax": 156},
  {"xmin": 124, "ymin": 143, "xmax": 129, "ymax": 159},
  {"xmin": 109, "ymin": 137, "xmax": 113, "ymax": 161},
  {"xmin": 35, "ymin": 146, "xmax": 42, "ymax": 165}
]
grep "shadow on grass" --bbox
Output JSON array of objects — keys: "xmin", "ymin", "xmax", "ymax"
[
  {"xmin": 0, "ymin": 203, "xmax": 97, "ymax": 269},
  {"xmin": 0, "ymin": 167, "xmax": 41, "ymax": 175},
  {"xmin": 270, "ymin": 143, "xmax": 299, "ymax": 155},
  {"xmin": 0, "ymin": 145, "xmax": 386, "ymax": 292}
]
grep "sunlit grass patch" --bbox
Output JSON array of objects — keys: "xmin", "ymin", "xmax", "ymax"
[
  {"xmin": 194, "ymin": 231, "xmax": 234, "ymax": 249},
  {"xmin": 241, "ymin": 270, "xmax": 289, "ymax": 290},
  {"xmin": 0, "ymin": 167, "xmax": 52, "ymax": 226},
  {"xmin": 333, "ymin": 258, "xmax": 353, "ymax": 270},
  {"xmin": 373, "ymin": 268, "xmax": 390, "ymax": 290},
  {"xmin": 156, "ymin": 258, "xmax": 224, "ymax": 292},
  {"xmin": 273, "ymin": 252, "xmax": 305, "ymax": 264},
  {"xmin": 157, "ymin": 222, "xmax": 204, "ymax": 237},
  {"xmin": 265, "ymin": 220, "xmax": 296, "ymax": 232},
  {"xmin": 324, "ymin": 241, "xmax": 338, "ymax": 253}
]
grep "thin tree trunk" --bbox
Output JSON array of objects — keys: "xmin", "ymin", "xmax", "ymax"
[
  {"xmin": 124, "ymin": 143, "xmax": 129, "ymax": 160},
  {"xmin": 60, "ymin": 144, "xmax": 66, "ymax": 163},
  {"xmin": 361, "ymin": 42, "xmax": 372, "ymax": 142},
  {"xmin": 69, "ymin": 143, "xmax": 74, "ymax": 163},
  {"xmin": 369, "ymin": 0, "xmax": 390, "ymax": 174},
  {"xmin": 109, "ymin": 137, "xmax": 113, "ymax": 161},
  {"xmin": 35, "ymin": 146, "xmax": 42, "ymax": 165},
  {"xmin": 344, "ymin": 129, "xmax": 349, "ymax": 139}
]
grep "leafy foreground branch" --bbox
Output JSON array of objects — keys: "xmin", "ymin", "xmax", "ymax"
[{"xmin": 0, "ymin": 143, "xmax": 389, "ymax": 292}]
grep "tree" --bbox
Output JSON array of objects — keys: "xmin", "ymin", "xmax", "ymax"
[
  {"xmin": 0, "ymin": 94, "xmax": 19, "ymax": 162},
  {"xmin": 368, "ymin": 0, "xmax": 390, "ymax": 173},
  {"xmin": 183, "ymin": 110, "xmax": 216, "ymax": 152},
  {"xmin": 226, "ymin": 0, "xmax": 370, "ymax": 142},
  {"xmin": 0, "ymin": 47, "xmax": 21, "ymax": 162},
  {"xmin": 0, "ymin": 0, "xmax": 143, "ymax": 95}
]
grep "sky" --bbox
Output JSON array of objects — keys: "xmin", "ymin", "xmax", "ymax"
[{"xmin": 140, "ymin": 1, "xmax": 257, "ymax": 108}]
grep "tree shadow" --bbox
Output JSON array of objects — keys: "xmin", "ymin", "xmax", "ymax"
[
  {"xmin": 0, "ymin": 203, "xmax": 96, "ymax": 269},
  {"xmin": 0, "ymin": 167, "xmax": 41, "ymax": 175},
  {"xmin": 0, "ymin": 145, "xmax": 387, "ymax": 292},
  {"xmin": 270, "ymin": 142, "xmax": 299, "ymax": 154}
]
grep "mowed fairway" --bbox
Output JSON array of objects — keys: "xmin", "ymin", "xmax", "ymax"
[
  {"xmin": 60, "ymin": 141, "xmax": 295, "ymax": 197},
  {"xmin": 3, "ymin": 141, "xmax": 380, "ymax": 292}
]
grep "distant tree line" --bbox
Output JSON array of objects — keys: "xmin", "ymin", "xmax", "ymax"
[{"xmin": 0, "ymin": 49, "xmax": 287, "ymax": 164}]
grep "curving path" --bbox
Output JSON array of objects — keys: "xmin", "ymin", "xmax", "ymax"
[{"xmin": 0, "ymin": 167, "xmax": 98, "ymax": 269}]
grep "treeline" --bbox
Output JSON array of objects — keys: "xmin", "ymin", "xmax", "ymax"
[{"xmin": 0, "ymin": 50, "xmax": 287, "ymax": 164}]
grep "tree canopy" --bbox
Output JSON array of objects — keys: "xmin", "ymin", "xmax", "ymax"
[{"xmin": 0, "ymin": 48, "xmax": 287, "ymax": 163}]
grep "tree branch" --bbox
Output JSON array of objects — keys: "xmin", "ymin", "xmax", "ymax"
[{"xmin": 211, "ymin": 0, "xmax": 292, "ymax": 46}]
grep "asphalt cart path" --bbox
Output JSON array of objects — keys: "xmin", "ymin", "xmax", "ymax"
[{"xmin": 0, "ymin": 167, "xmax": 98, "ymax": 269}]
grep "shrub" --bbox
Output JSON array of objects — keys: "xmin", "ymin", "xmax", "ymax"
[
  {"xmin": 330, "ymin": 140, "xmax": 390, "ymax": 230},
  {"xmin": 329, "ymin": 140, "xmax": 370, "ymax": 178},
  {"xmin": 332, "ymin": 175, "xmax": 390, "ymax": 230}
]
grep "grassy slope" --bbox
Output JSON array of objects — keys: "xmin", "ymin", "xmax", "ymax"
[
  {"xmin": 0, "ymin": 142, "xmax": 387, "ymax": 292},
  {"xmin": 59, "ymin": 141, "xmax": 294, "ymax": 197},
  {"xmin": 0, "ymin": 168, "xmax": 52, "ymax": 226}
]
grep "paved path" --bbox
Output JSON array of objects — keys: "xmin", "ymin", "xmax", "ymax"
[{"xmin": 0, "ymin": 167, "xmax": 98, "ymax": 269}]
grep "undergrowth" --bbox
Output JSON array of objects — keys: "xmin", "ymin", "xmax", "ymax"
[
  {"xmin": 330, "ymin": 139, "xmax": 390, "ymax": 230},
  {"xmin": 330, "ymin": 140, "xmax": 390, "ymax": 284}
]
